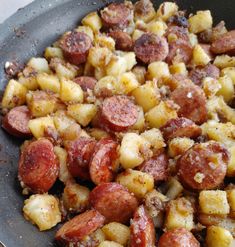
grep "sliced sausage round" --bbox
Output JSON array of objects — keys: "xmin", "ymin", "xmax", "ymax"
[
  {"xmin": 108, "ymin": 31, "xmax": 133, "ymax": 51},
  {"xmin": 134, "ymin": 33, "xmax": 169, "ymax": 64},
  {"xmin": 59, "ymin": 31, "xmax": 92, "ymax": 65},
  {"xmin": 130, "ymin": 205, "xmax": 156, "ymax": 247},
  {"xmin": 55, "ymin": 209, "xmax": 105, "ymax": 244},
  {"xmin": 89, "ymin": 138, "xmax": 118, "ymax": 185},
  {"xmin": 189, "ymin": 64, "xmax": 220, "ymax": 86},
  {"xmin": 160, "ymin": 117, "xmax": 202, "ymax": 141},
  {"xmin": 101, "ymin": 3, "xmax": 131, "ymax": 30},
  {"xmin": 90, "ymin": 182, "xmax": 138, "ymax": 223},
  {"xmin": 67, "ymin": 137, "xmax": 97, "ymax": 180},
  {"xmin": 158, "ymin": 228, "xmax": 200, "ymax": 247},
  {"xmin": 170, "ymin": 84, "xmax": 207, "ymax": 124},
  {"xmin": 211, "ymin": 30, "xmax": 235, "ymax": 54},
  {"xmin": 2, "ymin": 105, "xmax": 32, "ymax": 138},
  {"xmin": 73, "ymin": 76, "xmax": 97, "ymax": 91},
  {"xmin": 177, "ymin": 141, "xmax": 229, "ymax": 190},
  {"xmin": 100, "ymin": 95, "xmax": 138, "ymax": 132},
  {"xmin": 18, "ymin": 139, "xmax": 59, "ymax": 193},
  {"xmin": 138, "ymin": 153, "xmax": 169, "ymax": 183}
]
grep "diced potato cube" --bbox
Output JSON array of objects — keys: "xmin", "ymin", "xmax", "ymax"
[
  {"xmin": 94, "ymin": 76, "xmax": 122, "ymax": 96},
  {"xmin": 168, "ymin": 137, "xmax": 194, "ymax": 158},
  {"xmin": 102, "ymin": 222, "xmax": 130, "ymax": 246},
  {"xmin": 95, "ymin": 34, "xmax": 115, "ymax": 51},
  {"xmin": 60, "ymin": 78, "xmax": 84, "ymax": 103},
  {"xmin": 106, "ymin": 56, "xmax": 127, "ymax": 77},
  {"xmin": 55, "ymin": 62, "xmax": 78, "ymax": 79},
  {"xmin": 189, "ymin": 33, "xmax": 198, "ymax": 47},
  {"xmin": 170, "ymin": 63, "xmax": 188, "ymax": 76},
  {"xmin": 82, "ymin": 11, "xmax": 102, "ymax": 33},
  {"xmin": 67, "ymin": 104, "xmax": 97, "ymax": 127},
  {"xmin": 18, "ymin": 73, "xmax": 39, "ymax": 91},
  {"xmin": 199, "ymin": 190, "xmax": 230, "ymax": 215},
  {"xmin": 165, "ymin": 177, "xmax": 184, "ymax": 200},
  {"xmin": 28, "ymin": 116, "xmax": 55, "ymax": 139},
  {"xmin": 53, "ymin": 110, "xmax": 76, "ymax": 134},
  {"xmin": 88, "ymin": 128, "xmax": 110, "ymax": 141},
  {"xmin": 88, "ymin": 47, "xmax": 113, "ymax": 68},
  {"xmin": 27, "ymin": 57, "xmax": 50, "ymax": 73},
  {"xmin": 221, "ymin": 67, "xmax": 235, "ymax": 85},
  {"xmin": 145, "ymin": 101, "xmax": 178, "ymax": 128},
  {"xmin": 193, "ymin": 44, "xmax": 211, "ymax": 66},
  {"xmin": 227, "ymin": 189, "xmax": 235, "ymax": 218},
  {"xmin": 203, "ymin": 77, "xmax": 221, "ymax": 98},
  {"xmin": 156, "ymin": 2, "xmax": 178, "ymax": 21},
  {"xmin": 132, "ymin": 29, "xmax": 145, "ymax": 41},
  {"xmin": 116, "ymin": 169, "xmax": 154, "ymax": 199},
  {"xmin": 227, "ymin": 146, "xmax": 235, "ymax": 177},
  {"xmin": 165, "ymin": 197, "xmax": 194, "ymax": 231},
  {"xmin": 23, "ymin": 194, "xmax": 61, "ymax": 231},
  {"xmin": 131, "ymin": 106, "xmax": 145, "ymax": 132},
  {"xmin": 119, "ymin": 72, "xmax": 139, "ymax": 94},
  {"xmin": 123, "ymin": 52, "xmax": 137, "ymax": 71},
  {"xmin": 206, "ymin": 226, "xmax": 233, "ymax": 247},
  {"xmin": 217, "ymin": 75, "xmax": 234, "ymax": 102},
  {"xmin": 189, "ymin": 10, "xmax": 213, "ymax": 34},
  {"xmin": 82, "ymin": 229, "xmax": 106, "ymax": 246},
  {"xmin": 141, "ymin": 128, "xmax": 166, "ymax": 151},
  {"xmin": 98, "ymin": 241, "xmax": 123, "ymax": 247},
  {"xmin": 132, "ymin": 81, "xmax": 160, "ymax": 112},
  {"xmin": 146, "ymin": 20, "xmax": 167, "ymax": 36},
  {"xmin": 147, "ymin": 61, "xmax": 170, "ymax": 80},
  {"xmin": 119, "ymin": 133, "xmax": 151, "ymax": 169},
  {"xmin": 214, "ymin": 55, "xmax": 235, "ymax": 69},
  {"xmin": 54, "ymin": 146, "xmax": 72, "ymax": 183},
  {"xmin": 44, "ymin": 47, "xmax": 64, "ymax": 60},
  {"xmin": 76, "ymin": 25, "xmax": 94, "ymax": 41},
  {"xmin": 1, "ymin": 79, "xmax": 27, "ymax": 109},
  {"xmin": 37, "ymin": 73, "xmax": 60, "ymax": 93}
]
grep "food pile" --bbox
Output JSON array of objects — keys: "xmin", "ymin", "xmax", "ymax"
[{"xmin": 1, "ymin": 0, "xmax": 235, "ymax": 246}]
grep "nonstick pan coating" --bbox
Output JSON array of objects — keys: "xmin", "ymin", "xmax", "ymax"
[{"xmin": 0, "ymin": 0, "xmax": 234, "ymax": 246}]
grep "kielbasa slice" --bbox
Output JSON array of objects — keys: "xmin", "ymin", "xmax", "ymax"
[
  {"xmin": 55, "ymin": 209, "xmax": 105, "ymax": 244},
  {"xmin": 189, "ymin": 64, "xmax": 220, "ymax": 86},
  {"xmin": 109, "ymin": 31, "xmax": 133, "ymax": 51},
  {"xmin": 170, "ymin": 84, "xmax": 207, "ymax": 124},
  {"xmin": 130, "ymin": 205, "xmax": 156, "ymax": 247},
  {"xmin": 160, "ymin": 117, "xmax": 202, "ymax": 141},
  {"xmin": 134, "ymin": 33, "xmax": 169, "ymax": 64},
  {"xmin": 177, "ymin": 141, "xmax": 229, "ymax": 190},
  {"xmin": 89, "ymin": 182, "xmax": 138, "ymax": 223},
  {"xmin": 158, "ymin": 228, "xmax": 200, "ymax": 247},
  {"xmin": 73, "ymin": 76, "xmax": 97, "ymax": 91},
  {"xmin": 89, "ymin": 138, "xmax": 118, "ymax": 185},
  {"xmin": 67, "ymin": 137, "xmax": 97, "ymax": 180},
  {"xmin": 2, "ymin": 105, "xmax": 32, "ymax": 138},
  {"xmin": 18, "ymin": 139, "xmax": 59, "ymax": 193},
  {"xmin": 101, "ymin": 3, "xmax": 131, "ymax": 30},
  {"xmin": 139, "ymin": 153, "xmax": 169, "ymax": 183},
  {"xmin": 60, "ymin": 31, "xmax": 92, "ymax": 65},
  {"xmin": 100, "ymin": 95, "xmax": 138, "ymax": 132}
]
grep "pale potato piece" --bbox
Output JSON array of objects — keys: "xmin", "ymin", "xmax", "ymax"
[
  {"xmin": 102, "ymin": 222, "xmax": 130, "ymax": 246},
  {"xmin": 37, "ymin": 73, "xmax": 60, "ymax": 93},
  {"xmin": 193, "ymin": 44, "xmax": 211, "ymax": 66},
  {"xmin": 23, "ymin": 194, "xmax": 61, "ymax": 231},
  {"xmin": 199, "ymin": 190, "xmax": 230, "ymax": 215},
  {"xmin": 67, "ymin": 104, "xmax": 97, "ymax": 127},
  {"xmin": 168, "ymin": 137, "xmax": 194, "ymax": 158},
  {"xmin": 98, "ymin": 241, "xmax": 123, "ymax": 247},
  {"xmin": 53, "ymin": 110, "xmax": 76, "ymax": 134},
  {"xmin": 82, "ymin": 11, "xmax": 102, "ymax": 33},
  {"xmin": 119, "ymin": 72, "xmax": 139, "ymax": 94},
  {"xmin": 1, "ymin": 79, "xmax": 27, "ymax": 109},
  {"xmin": 60, "ymin": 78, "xmax": 84, "ymax": 103},
  {"xmin": 146, "ymin": 20, "xmax": 167, "ymax": 36},
  {"xmin": 44, "ymin": 47, "xmax": 64, "ymax": 60},
  {"xmin": 214, "ymin": 55, "xmax": 235, "ymax": 69},
  {"xmin": 88, "ymin": 47, "xmax": 113, "ymax": 68},
  {"xmin": 88, "ymin": 128, "xmax": 110, "ymax": 141},
  {"xmin": 27, "ymin": 57, "xmax": 50, "ymax": 73},
  {"xmin": 18, "ymin": 73, "xmax": 39, "ymax": 91},
  {"xmin": 130, "ymin": 106, "xmax": 145, "ymax": 132},
  {"xmin": 106, "ymin": 56, "xmax": 127, "ymax": 77},
  {"xmin": 206, "ymin": 226, "xmax": 233, "ymax": 247},
  {"xmin": 123, "ymin": 52, "xmax": 137, "ymax": 71},
  {"xmin": 227, "ymin": 189, "xmax": 235, "ymax": 218},
  {"xmin": 116, "ymin": 169, "xmax": 154, "ymax": 199},
  {"xmin": 189, "ymin": 10, "xmax": 213, "ymax": 34},
  {"xmin": 94, "ymin": 34, "xmax": 115, "ymax": 51},
  {"xmin": 82, "ymin": 229, "xmax": 106, "ymax": 246},
  {"xmin": 217, "ymin": 75, "xmax": 234, "ymax": 102},
  {"xmin": 221, "ymin": 67, "xmax": 235, "ymax": 85},
  {"xmin": 132, "ymin": 29, "xmax": 145, "ymax": 41},
  {"xmin": 147, "ymin": 61, "xmax": 170, "ymax": 80},
  {"xmin": 202, "ymin": 77, "xmax": 221, "ymax": 98},
  {"xmin": 55, "ymin": 62, "xmax": 78, "ymax": 80},
  {"xmin": 170, "ymin": 63, "xmax": 188, "ymax": 76},
  {"xmin": 156, "ymin": 2, "xmax": 178, "ymax": 21},
  {"xmin": 165, "ymin": 177, "xmax": 184, "ymax": 200},
  {"xmin": 188, "ymin": 33, "xmax": 198, "ymax": 47}
]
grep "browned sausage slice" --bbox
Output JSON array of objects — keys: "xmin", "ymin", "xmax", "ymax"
[
  {"xmin": 134, "ymin": 33, "xmax": 169, "ymax": 64},
  {"xmin": 170, "ymin": 84, "xmax": 207, "ymax": 124},
  {"xmin": 2, "ymin": 105, "xmax": 32, "ymax": 138},
  {"xmin": 109, "ymin": 31, "xmax": 133, "ymax": 51},
  {"xmin": 90, "ymin": 182, "xmax": 138, "ymax": 223},
  {"xmin": 55, "ymin": 209, "xmax": 105, "ymax": 244},
  {"xmin": 177, "ymin": 141, "xmax": 229, "ymax": 190},
  {"xmin": 101, "ymin": 3, "xmax": 131, "ymax": 30},
  {"xmin": 139, "ymin": 153, "xmax": 169, "ymax": 183},
  {"xmin": 73, "ymin": 76, "xmax": 97, "ymax": 91},
  {"xmin": 160, "ymin": 117, "xmax": 202, "ymax": 141},
  {"xmin": 18, "ymin": 139, "xmax": 59, "ymax": 193},
  {"xmin": 189, "ymin": 64, "xmax": 220, "ymax": 86},
  {"xmin": 158, "ymin": 228, "xmax": 200, "ymax": 247},
  {"xmin": 211, "ymin": 30, "xmax": 235, "ymax": 54},
  {"xmin": 100, "ymin": 95, "xmax": 138, "ymax": 132},
  {"xmin": 59, "ymin": 31, "xmax": 92, "ymax": 65},
  {"xmin": 89, "ymin": 138, "xmax": 118, "ymax": 185},
  {"xmin": 67, "ymin": 137, "xmax": 97, "ymax": 180},
  {"xmin": 130, "ymin": 205, "xmax": 156, "ymax": 247}
]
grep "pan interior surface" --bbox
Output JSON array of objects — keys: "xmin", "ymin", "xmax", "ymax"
[{"xmin": 0, "ymin": 0, "xmax": 234, "ymax": 246}]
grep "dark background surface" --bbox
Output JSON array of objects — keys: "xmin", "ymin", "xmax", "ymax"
[{"xmin": 0, "ymin": 0, "xmax": 235, "ymax": 246}]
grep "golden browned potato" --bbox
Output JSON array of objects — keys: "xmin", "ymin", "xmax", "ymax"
[{"xmin": 189, "ymin": 10, "xmax": 213, "ymax": 33}]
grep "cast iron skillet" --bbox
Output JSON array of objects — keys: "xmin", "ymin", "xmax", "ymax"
[{"xmin": 0, "ymin": 0, "xmax": 234, "ymax": 246}]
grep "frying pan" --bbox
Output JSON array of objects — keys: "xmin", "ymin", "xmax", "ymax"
[{"xmin": 0, "ymin": 0, "xmax": 234, "ymax": 246}]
